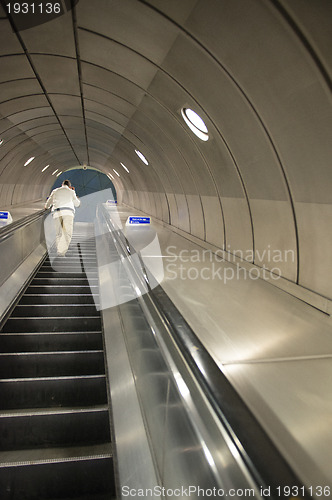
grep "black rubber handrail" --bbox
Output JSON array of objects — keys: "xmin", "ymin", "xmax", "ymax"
[
  {"xmin": 100, "ymin": 205, "xmax": 312, "ymax": 500},
  {"xmin": 0, "ymin": 208, "xmax": 48, "ymax": 243}
]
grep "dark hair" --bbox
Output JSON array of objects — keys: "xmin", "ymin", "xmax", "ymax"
[{"xmin": 62, "ymin": 180, "xmax": 71, "ymax": 187}]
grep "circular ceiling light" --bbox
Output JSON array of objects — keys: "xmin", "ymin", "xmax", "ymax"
[
  {"xmin": 24, "ymin": 156, "xmax": 35, "ymax": 166},
  {"xmin": 135, "ymin": 149, "xmax": 149, "ymax": 165},
  {"xmin": 181, "ymin": 108, "xmax": 209, "ymax": 141}
]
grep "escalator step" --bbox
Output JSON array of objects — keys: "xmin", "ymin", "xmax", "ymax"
[
  {"xmin": 0, "ymin": 375, "xmax": 108, "ymax": 410},
  {"xmin": 12, "ymin": 304, "xmax": 99, "ymax": 317},
  {"xmin": 43, "ymin": 259, "xmax": 97, "ymax": 265},
  {"xmin": 0, "ymin": 351, "xmax": 105, "ymax": 378},
  {"xmin": 0, "ymin": 406, "xmax": 111, "ymax": 451},
  {"xmin": 25, "ymin": 285, "xmax": 99, "ymax": 295},
  {"xmin": 0, "ymin": 332, "xmax": 103, "ymax": 353},
  {"xmin": 36, "ymin": 272, "xmax": 98, "ymax": 279},
  {"xmin": 30, "ymin": 278, "xmax": 97, "ymax": 286},
  {"xmin": 0, "ymin": 446, "xmax": 114, "ymax": 500},
  {"xmin": 1, "ymin": 316, "xmax": 101, "ymax": 333},
  {"xmin": 18, "ymin": 294, "xmax": 99, "ymax": 305}
]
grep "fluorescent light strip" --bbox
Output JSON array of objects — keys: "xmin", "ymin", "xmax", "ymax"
[
  {"xmin": 108, "ymin": 172, "xmax": 114, "ymax": 180},
  {"xmin": 135, "ymin": 149, "xmax": 149, "ymax": 165},
  {"xmin": 24, "ymin": 156, "xmax": 35, "ymax": 166},
  {"xmin": 113, "ymin": 169, "xmax": 120, "ymax": 177},
  {"xmin": 56, "ymin": 171, "xmax": 62, "ymax": 177},
  {"xmin": 42, "ymin": 165, "xmax": 50, "ymax": 172},
  {"xmin": 52, "ymin": 169, "xmax": 58, "ymax": 175},
  {"xmin": 0, "ymin": 139, "xmax": 4, "ymax": 146},
  {"xmin": 120, "ymin": 162, "xmax": 129, "ymax": 173}
]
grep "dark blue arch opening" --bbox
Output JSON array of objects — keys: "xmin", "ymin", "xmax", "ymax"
[{"xmin": 51, "ymin": 168, "xmax": 116, "ymax": 222}]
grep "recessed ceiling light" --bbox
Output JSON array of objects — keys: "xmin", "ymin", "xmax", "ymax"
[
  {"xmin": 181, "ymin": 108, "xmax": 209, "ymax": 141},
  {"xmin": 0, "ymin": 139, "xmax": 4, "ymax": 146},
  {"xmin": 120, "ymin": 162, "xmax": 129, "ymax": 173},
  {"xmin": 108, "ymin": 172, "xmax": 114, "ymax": 180},
  {"xmin": 113, "ymin": 169, "xmax": 120, "ymax": 177},
  {"xmin": 52, "ymin": 169, "xmax": 58, "ymax": 175},
  {"xmin": 135, "ymin": 149, "xmax": 149, "ymax": 165},
  {"xmin": 42, "ymin": 165, "xmax": 50, "ymax": 172},
  {"xmin": 24, "ymin": 156, "xmax": 35, "ymax": 166},
  {"xmin": 56, "ymin": 171, "xmax": 62, "ymax": 177}
]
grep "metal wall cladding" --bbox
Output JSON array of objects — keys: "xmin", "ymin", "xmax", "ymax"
[
  {"xmin": 0, "ymin": 216, "xmax": 45, "ymax": 287},
  {"xmin": 1, "ymin": 0, "xmax": 332, "ymax": 301}
]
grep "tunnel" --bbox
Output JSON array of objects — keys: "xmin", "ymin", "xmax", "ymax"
[{"xmin": 0, "ymin": 0, "xmax": 331, "ymax": 499}]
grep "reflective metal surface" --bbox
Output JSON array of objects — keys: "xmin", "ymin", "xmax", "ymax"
[
  {"xmin": 111, "ymin": 204, "xmax": 332, "ymax": 495},
  {"xmin": 96, "ymin": 213, "xmax": 160, "ymax": 498},
  {"xmin": 0, "ymin": 210, "xmax": 48, "ymax": 322},
  {"xmin": 96, "ymin": 205, "xmax": 282, "ymax": 499}
]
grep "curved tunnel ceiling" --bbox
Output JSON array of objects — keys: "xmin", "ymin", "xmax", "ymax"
[{"xmin": 0, "ymin": 0, "xmax": 332, "ymax": 299}]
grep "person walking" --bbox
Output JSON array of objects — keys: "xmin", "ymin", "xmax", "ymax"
[{"xmin": 45, "ymin": 180, "xmax": 80, "ymax": 257}]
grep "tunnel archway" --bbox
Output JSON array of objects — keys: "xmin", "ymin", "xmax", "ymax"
[
  {"xmin": 50, "ymin": 167, "xmax": 116, "ymax": 199},
  {"xmin": 49, "ymin": 167, "xmax": 116, "ymax": 222}
]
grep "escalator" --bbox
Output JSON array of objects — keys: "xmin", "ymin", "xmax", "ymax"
[
  {"xmin": 0, "ymin": 224, "xmax": 116, "ymax": 499},
  {"xmin": 0, "ymin": 208, "xmax": 316, "ymax": 499}
]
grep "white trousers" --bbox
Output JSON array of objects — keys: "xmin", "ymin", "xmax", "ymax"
[{"xmin": 54, "ymin": 215, "xmax": 74, "ymax": 255}]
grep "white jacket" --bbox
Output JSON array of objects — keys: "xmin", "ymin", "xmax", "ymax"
[{"xmin": 45, "ymin": 185, "xmax": 80, "ymax": 218}]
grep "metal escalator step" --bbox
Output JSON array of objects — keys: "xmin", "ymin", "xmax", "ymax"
[
  {"xmin": 36, "ymin": 272, "xmax": 98, "ymax": 279},
  {"xmin": 12, "ymin": 304, "xmax": 99, "ymax": 317},
  {"xmin": 30, "ymin": 277, "xmax": 98, "ymax": 286},
  {"xmin": 41, "ymin": 266, "xmax": 97, "ymax": 274},
  {"xmin": 1, "ymin": 316, "xmax": 101, "ymax": 333},
  {"xmin": 53, "ymin": 251, "xmax": 97, "ymax": 257},
  {"xmin": 42, "ymin": 259, "xmax": 95, "ymax": 264},
  {"xmin": 0, "ymin": 406, "xmax": 111, "ymax": 451},
  {"xmin": 0, "ymin": 375, "xmax": 108, "ymax": 410},
  {"xmin": 18, "ymin": 294, "xmax": 99, "ymax": 305},
  {"xmin": 0, "ymin": 332, "xmax": 103, "ymax": 353},
  {"xmin": 0, "ymin": 351, "xmax": 106, "ymax": 378},
  {"xmin": 45, "ymin": 251, "xmax": 97, "ymax": 256},
  {"xmin": 0, "ymin": 442, "xmax": 112, "ymax": 466},
  {"xmin": 25, "ymin": 285, "xmax": 99, "ymax": 295},
  {"xmin": 0, "ymin": 445, "xmax": 114, "ymax": 500},
  {"xmin": 44, "ymin": 258, "xmax": 97, "ymax": 264}
]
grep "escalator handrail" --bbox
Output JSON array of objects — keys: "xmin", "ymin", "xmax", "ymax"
[
  {"xmin": 0, "ymin": 208, "xmax": 48, "ymax": 243},
  {"xmin": 99, "ymin": 205, "xmax": 312, "ymax": 500}
]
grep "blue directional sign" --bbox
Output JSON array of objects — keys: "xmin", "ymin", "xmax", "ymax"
[
  {"xmin": 0, "ymin": 211, "xmax": 9, "ymax": 219},
  {"xmin": 128, "ymin": 216, "xmax": 151, "ymax": 225},
  {"xmin": 107, "ymin": 200, "xmax": 117, "ymax": 204}
]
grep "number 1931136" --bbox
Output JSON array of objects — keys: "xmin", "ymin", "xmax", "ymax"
[
  {"xmin": 276, "ymin": 485, "xmax": 331, "ymax": 497},
  {"xmin": 6, "ymin": 3, "xmax": 62, "ymax": 14}
]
